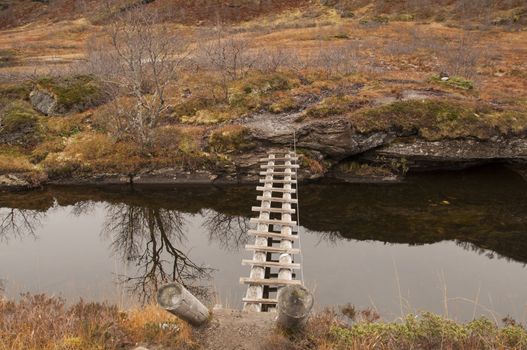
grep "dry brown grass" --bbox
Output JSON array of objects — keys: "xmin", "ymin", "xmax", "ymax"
[
  {"xmin": 0, "ymin": 294, "xmax": 196, "ymax": 350},
  {"xmin": 0, "ymin": 0, "xmax": 526, "ymax": 180},
  {"xmin": 0, "ymin": 153, "xmax": 34, "ymax": 174}
]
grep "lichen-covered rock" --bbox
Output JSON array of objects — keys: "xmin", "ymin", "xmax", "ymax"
[
  {"xmin": 370, "ymin": 138, "xmax": 527, "ymax": 170},
  {"xmin": 29, "ymin": 75, "xmax": 106, "ymax": 116},
  {"xmin": 0, "ymin": 174, "xmax": 29, "ymax": 188},
  {"xmin": 0, "ymin": 173, "xmax": 45, "ymax": 190},
  {"xmin": 243, "ymin": 112, "xmax": 392, "ymax": 159},
  {"xmin": 29, "ymin": 88, "xmax": 57, "ymax": 115}
]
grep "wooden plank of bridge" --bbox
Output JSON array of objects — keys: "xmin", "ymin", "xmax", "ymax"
[
  {"xmin": 246, "ymin": 230, "xmax": 299, "ymax": 240},
  {"xmin": 242, "ymin": 151, "xmax": 302, "ymax": 312},
  {"xmin": 251, "ymin": 207, "xmax": 296, "ymax": 214}
]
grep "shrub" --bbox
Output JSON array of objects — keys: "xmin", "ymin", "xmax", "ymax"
[
  {"xmin": 431, "ymin": 75, "xmax": 474, "ymax": 90},
  {"xmin": 171, "ymin": 97, "xmax": 214, "ymax": 120},
  {"xmin": 0, "ymin": 101, "xmax": 42, "ymax": 147},
  {"xmin": 42, "ymin": 133, "xmax": 144, "ymax": 177},
  {"xmin": 1, "ymin": 101, "xmax": 39, "ymax": 134},
  {"xmin": 31, "ymin": 138, "xmax": 66, "ymax": 163},
  {"xmin": 0, "ymin": 82, "xmax": 32, "ymax": 100},
  {"xmin": 0, "ymin": 153, "xmax": 35, "ymax": 174},
  {"xmin": 300, "ymin": 95, "xmax": 365, "ymax": 121},
  {"xmin": 180, "ymin": 108, "xmax": 233, "ymax": 125},
  {"xmin": 44, "ymin": 114, "xmax": 86, "ymax": 137},
  {"xmin": 0, "ymin": 294, "xmax": 193, "ymax": 350},
  {"xmin": 208, "ymin": 125, "xmax": 255, "ymax": 153},
  {"xmin": 232, "ymin": 72, "xmax": 298, "ymax": 95},
  {"xmin": 317, "ymin": 311, "xmax": 527, "ymax": 350},
  {"xmin": 269, "ymin": 96, "xmax": 300, "ymax": 114}
]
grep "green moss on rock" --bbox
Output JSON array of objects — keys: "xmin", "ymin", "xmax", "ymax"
[
  {"xmin": 350, "ymin": 99, "xmax": 525, "ymax": 140},
  {"xmin": 0, "ymin": 101, "xmax": 42, "ymax": 147},
  {"xmin": 431, "ymin": 75, "xmax": 474, "ymax": 90},
  {"xmin": 35, "ymin": 75, "xmax": 106, "ymax": 113}
]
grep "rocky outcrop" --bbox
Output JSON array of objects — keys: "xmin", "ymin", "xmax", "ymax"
[
  {"xmin": 241, "ymin": 111, "xmax": 527, "ymax": 181},
  {"xmin": 0, "ymin": 173, "xmax": 45, "ymax": 191},
  {"xmin": 29, "ymin": 88, "xmax": 57, "ymax": 115},
  {"xmin": 29, "ymin": 76, "xmax": 106, "ymax": 116},
  {"xmin": 369, "ymin": 138, "xmax": 527, "ymax": 170},
  {"xmin": 243, "ymin": 113, "xmax": 393, "ymax": 158}
]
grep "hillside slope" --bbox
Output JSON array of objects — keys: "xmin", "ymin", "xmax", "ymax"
[
  {"xmin": 1, "ymin": 0, "xmax": 526, "ymax": 29},
  {"xmin": 0, "ymin": 0, "xmax": 526, "ymax": 189}
]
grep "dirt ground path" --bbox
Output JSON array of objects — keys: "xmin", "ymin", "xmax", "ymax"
[{"xmin": 196, "ymin": 309, "xmax": 276, "ymax": 350}]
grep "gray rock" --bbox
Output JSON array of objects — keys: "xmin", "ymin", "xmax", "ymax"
[
  {"xmin": 371, "ymin": 138, "xmax": 527, "ymax": 170},
  {"xmin": 29, "ymin": 88, "xmax": 57, "ymax": 115},
  {"xmin": 0, "ymin": 174, "xmax": 31, "ymax": 189},
  {"xmin": 244, "ymin": 113, "xmax": 392, "ymax": 159}
]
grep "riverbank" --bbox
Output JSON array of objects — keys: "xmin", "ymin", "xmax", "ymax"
[{"xmin": 1, "ymin": 294, "xmax": 526, "ymax": 350}]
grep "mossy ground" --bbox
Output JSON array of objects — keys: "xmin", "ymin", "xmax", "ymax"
[
  {"xmin": 430, "ymin": 75, "xmax": 475, "ymax": 91},
  {"xmin": 349, "ymin": 99, "xmax": 527, "ymax": 141},
  {"xmin": 0, "ymin": 100, "xmax": 42, "ymax": 148}
]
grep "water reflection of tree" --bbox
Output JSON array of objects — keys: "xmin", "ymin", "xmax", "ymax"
[
  {"xmin": 202, "ymin": 209, "xmax": 250, "ymax": 252},
  {"xmin": 70, "ymin": 201, "xmax": 97, "ymax": 216},
  {"xmin": 0, "ymin": 208, "xmax": 44, "ymax": 243},
  {"xmin": 102, "ymin": 204, "xmax": 212, "ymax": 303}
]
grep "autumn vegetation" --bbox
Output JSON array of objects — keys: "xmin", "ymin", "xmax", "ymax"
[
  {"xmin": 264, "ymin": 307, "xmax": 527, "ymax": 350},
  {"xmin": 0, "ymin": 294, "xmax": 196, "ymax": 350},
  {"xmin": 0, "ymin": 1, "xmax": 525, "ymax": 184}
]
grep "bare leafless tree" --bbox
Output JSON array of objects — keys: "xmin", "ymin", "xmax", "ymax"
[
  {"xmin": 87, "ymin": 8, "xmax": 186, "ymax": 148},
  {"xmin": 102, "ymin": 204, "xmax": 212, "ymax": 303},
  {"xmin": 312, "ymin": 40, "xmax": 362, "ymax": 78},
  {"xmin": 70, "ymin": 201, "xmax": 97, "ymax": 216},
  {"xmin": 202, "ymin": 209, "xmax": 250, "ymax": 252},
  {"xmin": 440, "ymin": 33, "xmax": 480, "ymax": 79},
  {"xmin": 0, "ymin": 209, "xmax": 44, "ymax": 243},
  {"xmin": 196, "ymin": 28, "xmax": 255, "ymax": 100},
  {"xmin": 254, "ymin": 46, "xmax": 302, "ymax": 74}
]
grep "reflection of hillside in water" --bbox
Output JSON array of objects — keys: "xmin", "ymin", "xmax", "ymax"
[{"xmin": 0, "ymin": 166, "xmax": 525, "ymax": 292}]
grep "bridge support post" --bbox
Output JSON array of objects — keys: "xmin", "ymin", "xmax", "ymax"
[
  {"xmin": 276, "ymin": 285, "xmax": 314, "ymax": 331},
  {"xmin": 157, "ymin": 282, "xmax": 210, "ymax": 326}
]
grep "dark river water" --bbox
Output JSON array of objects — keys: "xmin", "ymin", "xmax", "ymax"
[{"xmin": 0, "ymin": 166, "xmax": 526, "ymax": 323}]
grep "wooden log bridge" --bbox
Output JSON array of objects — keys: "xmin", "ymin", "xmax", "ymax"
[{"xmin": 241, "ymin": 151, "xmax": 302, "ymax": 312}]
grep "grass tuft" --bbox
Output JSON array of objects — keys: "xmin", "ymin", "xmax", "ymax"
[
  {"xmin": 431, "ymin": 75, "xmax": 475, "ymax": 90},
  {"xmin": 208, "ymin": 125, "xmax": 255, "ymax": 153},
  {"xmin": 0, "ymin": 294, "xmax": 195, "ymax": 350}
]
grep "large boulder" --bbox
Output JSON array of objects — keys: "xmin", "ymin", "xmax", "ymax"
[
  {"xmin": 29, "ymin": 75, "xmax": 107, "ymax": 116},
  {"xmin": 29, "ymin": 88, "xmax": 57, "ymax": 115}
]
